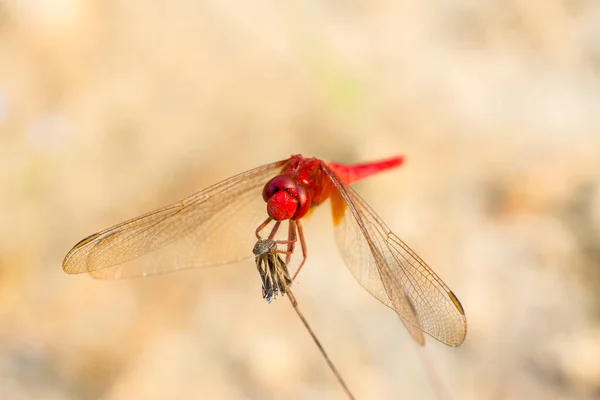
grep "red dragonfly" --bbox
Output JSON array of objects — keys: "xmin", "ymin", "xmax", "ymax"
[{"xmin": 63, "ymin": 155, "xmax": 467, "ymax": 347}]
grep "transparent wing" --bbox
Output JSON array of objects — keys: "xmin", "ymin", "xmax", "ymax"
[
  {"xmin": 63, "ymin": 159, "xmax": 289, "ymax": 278},
  {"xmin": 323, "ymin": 163, "xmax": 467, "ymax": 346}
]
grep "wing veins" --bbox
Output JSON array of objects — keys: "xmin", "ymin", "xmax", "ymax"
[
  {"xmin": 63, "ymin": 159, "xmax": 288, "ymax": 275},
  {"xmin": 322, "ymin": 164, "xmax": 419, "ymax": 322},
  {"xmin": 322, "ymin": 162, "xmax": 466, "ymax": 346}
]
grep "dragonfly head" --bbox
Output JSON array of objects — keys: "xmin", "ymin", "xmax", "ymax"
[{"xmin": 263, "ymin": 175, "xmax": 310, "ymax": 220}]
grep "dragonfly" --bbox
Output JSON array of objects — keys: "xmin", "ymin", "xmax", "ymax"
[{"xmin": 63, "ymin": 155, "xmax": 467, "ymax": 396}]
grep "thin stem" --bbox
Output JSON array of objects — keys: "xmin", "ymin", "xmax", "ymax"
[
  {"xmin": 416, "ymin": 346, "xmax": 451, "ymax": 400},
  {"xmin": 285, "ymin": 288, "xmax": 356, "ymax": 400}
]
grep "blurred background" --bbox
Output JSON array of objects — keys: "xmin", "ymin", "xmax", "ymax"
[{"xmin": 1, "ymin": 1, "xmax": 599, "ymax": 399}]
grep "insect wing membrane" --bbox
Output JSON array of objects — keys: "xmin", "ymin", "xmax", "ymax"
[
  {"xmin": 63, "ymin": 159, "xmax": 288, "ymax": 278},
  {"xmin": 323, "ymin": 163, "xmax": 467, "ymax": 346}
]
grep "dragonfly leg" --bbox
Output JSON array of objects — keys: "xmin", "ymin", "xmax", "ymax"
[
  {"xmin": 255, "ymin": 217, "xmax": 282, "ymax": 241},
  {"xmin": 285, "ymin": 220, "xmax": 298, "ymax": 265},
  {"xmin": 268, "ymin": 221, "xmax": 282, "ymax": 240},
  {"xmin": 255, "ymin": 218, "xmax": 298, "ymax": 265},
  {"xmin": 292, "ymin": 220, "xmax": 307, "ymax": 281},
  {"xmin": 255, "ymin": 217, "xmax": 273, "ymax": 239}
]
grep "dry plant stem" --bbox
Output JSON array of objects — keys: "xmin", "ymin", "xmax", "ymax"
[
  {"xmin": 416, "ymin": 346, "xmax": 452, "ymax": 400},
  {"xmin": 285, "ymin": 287, "xmax": 357, "ymax": 400}
]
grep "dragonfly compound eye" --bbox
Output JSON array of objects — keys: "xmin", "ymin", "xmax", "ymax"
[
  {"xmin": 263, "ymin": 175, "xmax": 308, "ymax": 221},
  {"xmin": 263, "ymin": 175, "xmax": 297, "ymax": 201},
  {"xmin": 291, "ymin": 184, "xmax": 310, "ymax": 220}
]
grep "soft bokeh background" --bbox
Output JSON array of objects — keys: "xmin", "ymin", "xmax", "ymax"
[{"xmin": 1, "ymin": 1, "xmax": 600, "ymax": 399}]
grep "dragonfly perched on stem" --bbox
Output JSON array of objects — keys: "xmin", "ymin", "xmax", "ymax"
[{"xmin": 63, "ymin": 154, "xmax": 467, "ymax": 398}]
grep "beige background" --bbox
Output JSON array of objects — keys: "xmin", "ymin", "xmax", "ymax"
[{"xmin": 1, "ymin": 1, "xmax": 599, "ymax": 399}]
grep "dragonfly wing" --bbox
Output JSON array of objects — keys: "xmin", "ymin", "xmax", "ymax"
[
  {"xmin": 323, "ymin": 164, "xmax": 467, "ymax": 346},
  {"xmin": 63, "ymin": 159, "xmax": 289, "ymax": 278}
]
